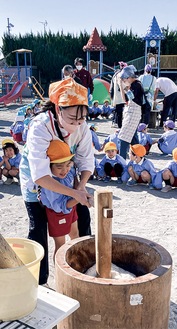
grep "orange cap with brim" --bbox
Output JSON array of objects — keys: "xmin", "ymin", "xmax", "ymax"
[
  {"xmin": 130, "ymin": 144, "xmax": 146, "ymax": 157},
  {"xmin": 2, "ymin": 139, "xmax": 15, "ymax": 147},
  {"xmin": 48, "ymin": 77, "xmax": 88, "ymax": 107},
  {"xmin": 104, "ymin": 142, "xmax": 117, "ymax": 152},
  {"xmin": 172, "ymin": 148, "xmax": 177, "ymax": 162},
  {"xmin": 47, "ymin": 140, "xmax": 75, "ymax": 163}
]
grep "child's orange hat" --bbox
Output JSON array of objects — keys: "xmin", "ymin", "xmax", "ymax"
[
  {"xmin": 130, "ymin": 144, "xmax": 146, "ymax": 157},
  {"xmin": 172, "ymin": 148, "xmax": 177, "ymax": 162},
  {"xmin": 104, "ymin": 142, "xmax": 117, "ymax": 152},
  {"xmin": 48, "ymin": 77, "xmax": 88, "ymax": 107},
  {"xmin": 47, "ymin": 140, "xmax": 75, "ymax": 163}
]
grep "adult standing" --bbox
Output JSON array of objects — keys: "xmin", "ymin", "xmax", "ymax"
[
  {"xmin": 118, "ymin": 65, "xmax": 144, "ymax": 159},
  {"xmin": 154, "ymin": 77, "xmax": 177, "ymax": 127},
  {"xmin": 139, "ymin": 64, "xmax": 156, "ymax": 124},
  {"xmin": 62, "ymin": 64, "xmax": 82, "ymax": 85},
  {"xmin": 62, "ymin": 65, "xmax": 91, "ymax": 239},
  {"xmin": 19, "ymin": 78, "xmax": 94, "ymax": 285},
  {"xmin": 74, "ymin": 57, "xmax": 94, "ymax": 99},
  {"xmin": 109, "ymin": 61, "xmax": 127, "ymax": 128}
]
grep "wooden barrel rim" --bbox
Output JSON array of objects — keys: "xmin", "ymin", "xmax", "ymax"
[{"xmin": 55, "ymin": 234, "xmax": 172, "ymax": 285}]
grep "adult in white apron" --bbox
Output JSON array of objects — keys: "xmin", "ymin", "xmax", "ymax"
[{"xmin": 118, "ymin": 65, "xmax": 144, "ymax": 159}]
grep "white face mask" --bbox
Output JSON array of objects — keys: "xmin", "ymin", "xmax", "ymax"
[
  {"xmin": 76, "ymin": 65, "xmax": 82, "ymax": 71},
  {"xmin": 64, "ymin": 75, "xmax": 70, "ymax": 79},
  {"xmin": 59, "ymin": 114, "xmax": 78, "ymax": 134}
]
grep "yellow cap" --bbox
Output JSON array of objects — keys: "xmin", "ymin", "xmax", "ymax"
[
  {"xmin": 2, "ymin": 139, "xmax": 15, "ymax": 147},
  {"xmin": 104, "ymin": 142, "xmax": 117, "ymax": 152}
]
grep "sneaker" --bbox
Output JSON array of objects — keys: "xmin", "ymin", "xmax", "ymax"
[
  {"xmin": 97, "ymin": 176, "xmax": 103, "ymax": 181},
  {"xmin": 103, "ymin": 176, "xmax": 111, "ymax": 183},
  {"xmin": 126, "ymin": 179, "xmax": 137, "ymax": 186},
  {"xmin": 117, "ymin": 177, "xmax": 123, "ymax": 184},
  {"xmin": 4, "ymin": 178, "xmax": 14, "ymax": 185},
  {"xmin": 0, "ymin": 179, "xmax": 3, "ymax": 185},
  {"xmin": 161, "ymin": 185, "xmax": 172, "ymax": 193}
]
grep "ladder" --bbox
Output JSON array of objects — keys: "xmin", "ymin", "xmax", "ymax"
[{"xmin": 29, "ymin": 76, "xmax": 45, "ymax": 101}]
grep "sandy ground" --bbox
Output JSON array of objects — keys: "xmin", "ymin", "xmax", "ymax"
[{"xmin": 0, "ymin": 101, "xmax": 177, "ymax": 328}]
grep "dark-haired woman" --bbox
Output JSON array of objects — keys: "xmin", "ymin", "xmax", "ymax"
[{"xmin": 19, "ymin": 78, "xmax": 94, "ymax": 285}]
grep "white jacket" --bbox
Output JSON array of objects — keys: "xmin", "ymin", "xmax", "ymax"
[{"xmin": 20, "ymin": 111, "xmax": 94, "ymax": 201}]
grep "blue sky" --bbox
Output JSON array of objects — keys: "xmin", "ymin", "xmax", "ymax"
[{"xmin": 0, "ymin": 0, "xmax": 177, "ymax": 48}]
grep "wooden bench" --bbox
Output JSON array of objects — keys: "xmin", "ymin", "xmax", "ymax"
[{"xmin": 0, "ymin": 286, "xmax": 80, "ymax": 329}]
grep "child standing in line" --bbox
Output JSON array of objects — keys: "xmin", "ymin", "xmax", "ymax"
[
  {"xmin": 95, "ymin": 141, "xmax": 126, "ymax": 184},
  {"xmin": 137, "ymin": 123, "xmax": 157, "ymax": 154},
  {"xmin": 101, "ymin": 99, "xmax": 114, "ymax": 119},
  {"xmin": 157, "ymin": 120, "xmax": 177, "ymax": 154},
  {"xmin": 40, "ymin": 140, "xmax": 92, "ymax": 261},
  {"xmin": 161, "ymin": 147, "xmax": 177, "ymax": 192},
  {"xmin": 0, "ymin": 139, "xmax": 21, "ymax": 185},
  {"xmin": 122, "ymin": 144, "xmax": 157, "ymax": 189}
]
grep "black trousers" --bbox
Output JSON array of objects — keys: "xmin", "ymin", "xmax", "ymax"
[
  {"xmin": 76, "ymin": 204, "xmax": 91, "ymax": 236},
  {"xmin": 160, "ymin": 92, "xmax": 177, "ymax": 126},
  {"xmin": 115, "ymin": 104, "xmax": 124, "ymax": 128},
  {"xmin": 25, "ymin": 201, "xmax": 91, "ymax": 284},
  {"xmin": 104, "ymin": 162, "xmax": 124, "ymax": 177},
  {"xmin": 141, "ymin": 104, "xmax": 151, "ymax": 125},
  {"xmin": 25, "ymin": 201, "xmax": 49, "ymax": 285}
]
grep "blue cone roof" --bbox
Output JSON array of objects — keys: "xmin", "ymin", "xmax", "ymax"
[{"xmin": 143, "ymin": 16, "xmax": 165, "ymax": 40}]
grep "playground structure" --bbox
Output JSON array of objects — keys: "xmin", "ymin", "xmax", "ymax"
[
  {"xmin": 92, "ymin": 78, "xmax": 111, "ymax": 104},
  {"xmin": 87, "ymin": 17, "xmax": 177, "ymax": 105},
  {"xmin": 0, "ymin": 49, "xmax": 44, "ymax": 105},
  {"xmin": 87, "ymin": 17, "xmax": 177, "ymax": 84},
  {"xmin": 0, "ymin": 80, "xmax": 28, "ymax": 105},
  {"xmin": 1, "ymin": 17, "xmax": 177, "ymax": 106}
]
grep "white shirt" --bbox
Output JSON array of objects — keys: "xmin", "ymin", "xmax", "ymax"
[{"xmin": 155, "ymin": 78, "xmax": 177, "ymax": 97}]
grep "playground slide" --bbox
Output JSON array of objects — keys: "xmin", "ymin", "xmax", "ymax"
[
  {"xmin": 2, "ymin": 81, "xmax": 28, "ymax": 105},
  {"xmin": 0, "ymin": 81, "xmax": 20, "ymax": 103}
]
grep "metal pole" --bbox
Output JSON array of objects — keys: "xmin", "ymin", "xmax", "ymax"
[
  {"xmin": 24, "ymin": 52, "xmax": 27, "ymax": 80},
  {"xmin": 157, "ymin": 40, "xmax": 161, "ymax": 78},
  {"xmin": 29, "ymin": 52, "xmax": 32, "ymax": 78},
  {"xmin": 145, "ymin": 40, "xmax": 148, "ymax": 66},
  {"xmin": 16, "ymin": 52, "xmax": 20, "ymax": 81},
  {"xmin": 86, "ymin": 51, "xmax": 90, "ymax": 71},
  {"xmin": 100, "ymin": 51, "xmax": 103, "ymax": 75},
  {"xmin": 7, "ymin": 18, "xmax": 10, "ymax": 35}
]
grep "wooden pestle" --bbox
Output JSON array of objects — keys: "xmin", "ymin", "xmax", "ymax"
[
  {"xmin": 0, "ymin": 233, "xmax": 24, "ymax": 268},
  {"xmin": 94, "ymin": 190, "xmax": 113, "ymax": 278}
]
